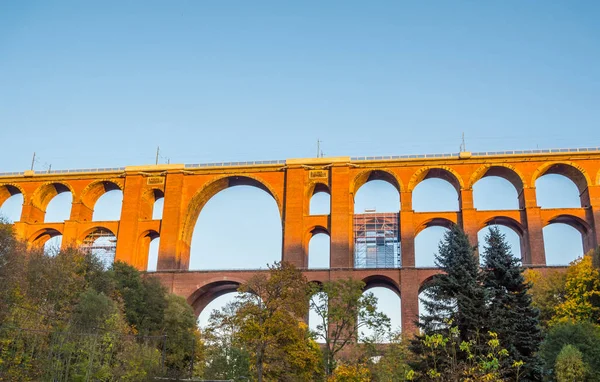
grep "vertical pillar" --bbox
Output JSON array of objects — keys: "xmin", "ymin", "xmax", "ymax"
[
  {"xmin": 158, "ymin": 173, "xmax": 185, "ymax": 270},
  {"xmin": 400, "ymin": 269, "xmax": 420, "ymax": 335},
  {"xmin": 400, "ymin": 191, "xmax": 415, "ymax": 267},
  {"xmin": 115, "ymin": 174, "xmax": 145, "ymax": 269},
  {"xmin": 282, "ymin": 167, "xmax": 307, "ymax": 267},
  {"xmin": 460, "ymin": 189, "xmax": 479, "ymax": 253},
  {"xmin": 521, "ymin": 187, "xmax": 546, "ymax": 266},
  {"xmin": 20, "ymin": 203, "xmax": 45, "ymax": 224},
  {"xmin": 588, "ymin": 185, "xmax": 600, "ymax": 251},
  {"xmin": 330, "ymin": 165, "xmax": 352, "ymax": 268}
]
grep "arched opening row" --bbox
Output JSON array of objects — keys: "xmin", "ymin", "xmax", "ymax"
[
  {"xmin": 194, "ymin": 279, "xmax": 402, "ymax": 344},
  {"xmin": 0, "ymin": 181, "xmax": 167, "ymax": 224}
]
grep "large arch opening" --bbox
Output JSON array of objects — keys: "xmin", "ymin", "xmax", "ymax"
[
  {"xmin": 471, "ymin": 166, "xmax": 524, "ymax": 210},
  {"xmin": 534, "ymin": 163, "xmax": 590, "ymax": 208},
  {"xmin": 81, "ymin": 227, "xmax": 117, "ymax": 269},
  {"xmin": 415, "ymin": 220, "xmax": 453, "ymax": 268},
  {"xmin": 360, "ymin": 280, "xmax": 400, "ymax": 342},
  {"xmin": 411, "ymin": 168, "xmax": 461, "ymax": 212},
  {"xmin": 309, "ymin": 183, "xmax": 330, "ymax": 215},
  {"xmin": 543, "ymin": 215, "xmax": 591, "ymax": 265},
  {"xmin": 308, "ymin": 229, "xmax": 330, "ymax": 269},
  {"xmin": 189, "ymin": 179, "xmax": 282, "ymax": 270},
  {"xmin": 0, "ymin": 185, "xmax": 24, "ymax": 222}
]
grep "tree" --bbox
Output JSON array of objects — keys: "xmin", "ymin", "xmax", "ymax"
[
  {"xmin": 310, "ymin": 278, "xmax": 390, "ymax": 376},
  {"xmin": 480, "ymin": 226, "xmax": 544, "ymax": 381},
  {"xmin": 162, "ymin": 294, "xmax": 204, "ymax": 379},
  {"xmin": 203, "ymin": 301, "xmax": 251, "ymax": 380},
  {"xmin": 552, "ymin": 252, "xmax": 600, "ymax": 325},
  {"xmin": 540, "ymin": 321, "xmax": 600, "ymax": 381},
  {"xmin": 524, "ymin": 268, "xmax": 567, "ymax": 328},
  {"xmin": 412, "ymin": 224, "xmax": 487, "ymax": 367},
  {"xmin": 235, "ymin": 261, "xmax": 322, "ymax": 382},
  {"xmin": 416, "ymin": 328, "xmax": 517, "ymax": 382},
  {"xmin": 555, "ymin": 345, "xmax": 587, "ymax": 382},
  {"xmin": 366, "ymin": 332, "xmax": 414, "ymax": 382},
  {"xmin": 110, "ymin": 261, "xmax": 168, "ymax": 335}
]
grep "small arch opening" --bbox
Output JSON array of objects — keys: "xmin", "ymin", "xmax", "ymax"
[
  {"xmin": 149, "ymin": 189, "xmax": 165, "ymax": 220},
  {"xmin": 309, "ymin": 184, "xmax": 330, "ymax": 215},
  {"xmin": 143, "ymin": 231, "xmax": 160, "ymax": 272},
  {"xmin": 308, "ymin": 231, "xmax": 330, "ymax": 269}
]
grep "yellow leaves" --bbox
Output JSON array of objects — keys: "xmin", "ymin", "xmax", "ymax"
[
  {"xmin": 552, "ymin": 253, "xmax": 600, "ymax": 325},
  {"xmin": 329, "ymin": 362, "xmax": 371, "ymax": 382}
]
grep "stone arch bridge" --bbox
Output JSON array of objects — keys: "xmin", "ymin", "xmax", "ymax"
[{"xmin": 2, "ymin": 148, "xmax": 600, "ymax": 333}]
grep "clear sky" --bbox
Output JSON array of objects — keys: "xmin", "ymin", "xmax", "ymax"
[{"xmin": 1, "ymin": 1, "xmax": 599, "ymax": 332}]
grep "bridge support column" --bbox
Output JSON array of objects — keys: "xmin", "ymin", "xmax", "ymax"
[
  {"xmin": 158, "ymin": 173, "xmax": 185, "ymax": 270},
  {"xmin": 521, "ymin": 187, "xmax": 546, "ymax": 266},
  {"xmin": 115, "ymin": 174, "xmax": 145, "ymax": 269},
  {"xmin": 20, "ymin": 204, "xmax": 45, "ymax": 225},
  {"xmin": 460, "ymin": 189, "xmax": 479, "ymax": 256},
  {"xmin": 587, "ymin": 185, "xmax": 600, "ymax": 252},
  {"xmin": 400, "ymin": 269, "xmax": 419, "ymax": 335},
  {"xmin": 282, "ymin": 167, "xmax": 306, "ymax": 267},
  {"xmin": 400, "ymin": 191, "xmax": 415, "ymax": 267},
  {"xmin": 330, "ymin": 166, "xmax": 352, "ymax": 268}
]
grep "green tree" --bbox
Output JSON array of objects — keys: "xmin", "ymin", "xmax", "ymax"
[
  {"xmin": 481, "ymin": 226, "xmax": 544, "ymax": 381},
  {"xmin": 555, "ymin": 345, "xmax": 587, "ymax": 382},
  {"xmin": 203, "ymin": 301, "xmax": 251, "ymax": 380},
  {"xmin": 412, "ymin": 224, "xmax": 487, "ymax": 369},
  {"xmin": 162, "ymin": 294, "xmax": 204, "ymax": 379},
  {"xmin": 366, "ymin": 332, "xmax": 414, "ymax": 382},
  {"xmin": 524, "ymin": 268, "xmax": 567, "ymax": 328},
  {"xmin": 310, "ymin": 278, "xmax": 390, "ymax": 376},
  {"xmin": 552, "ymin": 252, "xmax": 600, "ymax": 325},
  {"xmin": 235, "ymin": 261, "xmax": 322, "ymax": 382},
  {"xmin": 540, "ymin": 321, "xmax": 600, "ymax": 381},
  {"xmin": 110, "ymin": 261, "xmax": 168, "ymax": 335}
]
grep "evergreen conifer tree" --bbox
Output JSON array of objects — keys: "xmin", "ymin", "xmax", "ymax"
[
  {"xmin": 412, "ymin": 224, "xmax": 488, "ymax": 359},
  {"xmin": 481, "ymin": 226, "xmax": 544, "ymax": 381}
]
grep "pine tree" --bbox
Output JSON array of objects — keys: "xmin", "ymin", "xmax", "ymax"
[
  {"xmin": 411, "ymin": 224, "xmax": 488, "ymax": 362},
  {"xmin": 481, "ymin": 226, "xmax": 544, "ymax": 381}
]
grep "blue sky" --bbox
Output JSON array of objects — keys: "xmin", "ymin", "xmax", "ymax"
[{"xmin": 1, "ymin": 1, "xmax": 599, "ymax": 331}]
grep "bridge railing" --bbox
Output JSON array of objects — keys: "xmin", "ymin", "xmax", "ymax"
[{"xmin": 2, "ymin": 147, "xmax": 600, "ymax": 177}]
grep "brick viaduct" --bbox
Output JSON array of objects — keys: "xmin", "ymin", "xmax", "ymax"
[{"xmin": 2, "ymin": 148, "xmax": 600, "ymax": 333}]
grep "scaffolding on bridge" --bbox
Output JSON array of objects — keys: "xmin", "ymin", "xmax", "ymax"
[
  {"xmin": 353, "ymin": 212, "xmax": 400, "ymax": 268},
  {"xmin": 81, "ymin": 228, "xmax": 117, "ymax": 269}
]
